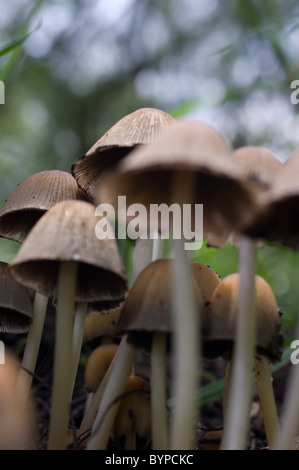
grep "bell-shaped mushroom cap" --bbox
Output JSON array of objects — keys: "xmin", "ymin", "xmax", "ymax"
[
  {"xmin": 112, "ymin": 376, "xmax": 151, "ymax": 442},
  {"xmin": 205, "ymin": 146, "xmax": 282, "ymax": 248},
  {"xmin": 9, "ymin": 200, "xmax": 127, "ymax": 307},
  {"xmin": 99, "ymin": 120, "xmax": 260, "ymax": 234},
  {"xmin": 0, "ymin": 170, "xmax": 85, "ymax": 243},
  {"xmin": 84, "ymin": 344, "xmax": 118, "ymax": 392},
  {"xmin": 116, "ymin": 258, "xmax": 202, "ymax": 353},
  {"xmin": 246, "ymin": 148, "xmax": 299, "ymax": 248},
  {"xmin": 72, "ymin": 107, "xmax": 176, "ymax": 202},
  {"xmin": 0, "ymin": 261, "xmax": 33, "ymax": 334},
  {"xmin": 203, "ymin": 273, "xmax": 283, "ymax": 362}
]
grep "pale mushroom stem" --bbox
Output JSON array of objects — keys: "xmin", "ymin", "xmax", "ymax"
[
  {"xmin": 151, "ymin": 331, "xmax": 168, "ymax": 450},
  {"xmin": 272, "ymin": 347, "xmax": 299, "ymax": 449},
  {"xmin": 70, "ymin": 301, "xmax": 88, "ymax": 402},
  {"xmin": 169, "ymin": 236, "xmax": 200, "ymax": 450},
  {"xmin": 222, "ymin": 360, "xmax": 232, "ymax": 424},
  {"xmin": 48, "ymin": 260, "xmax": 78, "ymax": 450},
  {"xmin": 133, "ymin": 238, "xmax": 153, "ymax": 280},
  {"xmin": 255, "ymin": 355, "xmax": 280, "ymax": 449},
  {"xmin": 15, "ymin": 292, "xmax": 48, "ymax": 412},
  {"xmin": 86, "ymin": 338, "xmax": 138, "ymax": 449},
  {"xmin": 125, "ymin": 430, "xmax": 137, "ymax": 450},
  {"xmin": 220, "ymin": 236, "xmax": 257, "ymax": 450}
]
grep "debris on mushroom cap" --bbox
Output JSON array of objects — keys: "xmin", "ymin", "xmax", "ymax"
[
  {"xmin": 115, "ymin": 258, "xmax": 202, "ymax": 353},
  {"xmin": 72, "ymin": 107, "xmax": 176, "ymax": 202},
  {"xmin": 245, "ymin": 148, "xmax": 299, "ymax": 248},
  {"xmin": 112, "ymin": 376, "xmax": 151, "ymax": 441},
  {"xmin": 84, "ymin": 344, "xmax": 119, "ymax": 392},
  {"xmin": 190, "ymin": 263, "xmax": 221, "ymax": 305},
  {"xmin": 0, "ymin": 350, "xmax": 36, "ymax": 449},
  {"xmin": 0, "ymin": 170, "xmax": 85, "ymax": 243},
  {"xmin": 98, "ymin": 119, "xmax": 261, "ymax": 235},
  {"xmin": 9, "ymin": 200, "xmax": 127, "ymax": 304},
  {"xmin": 0, "ymin": 261, "xmax": 33, "ymax": 334},
  {"xmin": 203, "ymin": 273, "xmax": 283, "ymax": 362},
  {"xmin": 206, "ymin": 146, "xmax": 282, "ymax": 248}
]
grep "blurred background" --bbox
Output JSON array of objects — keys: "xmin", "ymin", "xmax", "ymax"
[{"xmin": 1, "ymin": 0, "xmax": 299, "ymax": 353}]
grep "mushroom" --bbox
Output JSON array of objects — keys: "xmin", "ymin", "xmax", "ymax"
[
  {"xmin": 83, "ymin": 301, "xmax": 124, "ymax": 344},
  {"xmin": 71, "ymin": 107, "xmax": 175, "ymax": 203},
  {"xmin": 98, "ymin": 119, "xmax": 260, "ymax": 450},
  {"xmin": 0, "ymin": 169, "xmax": 86, "ymax": 411},
  {"xmin": 9, "ymin": 199, "xmax": 127, "ymax": 449},
  {"xmin": 203, "ymin": 273, "xmax": 283, "ymax": 448},
  {"xmin": 84, "ymin": 344, "xmax": 119, "ymax": 393},
  {"xmin": 111, "ymin": 376, "xmax": 151, "ymax": 450},
  {"xmin": 244, "ymin": 148, "xmax": 299, "ymax": 449},
  {"xmin": 206, "ymin": 145, "xmax": 282, "ymax": 450}
]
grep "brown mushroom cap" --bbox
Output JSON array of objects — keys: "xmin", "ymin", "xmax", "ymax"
[
  {"xmin": 245, "ymin": 148, "xmax": 299, "ymax": 248},
  {"xmin": 9, "ymin": 200, "xmax": 127, "ymax": 307},
  {"xmin": 98, "ymin": 120, "xmax": 260, "ymax": 234},
  {"xmin": 112, "ymin": 376, "xmax": 151, "ymax": 442},
  {"xmin": 72, "ymin": 107, "xmax": 176, "ymax": 202},
  {"xmin": 84, "ymin": 344, "xmax": 118, "ymax": 392},
  {"xmin": 83, "ymin": 302, "xmax": 124, "ymax": 343},
  {"xmin": 116, "ymin": 258, "xmax": 203, "ymax": 353},
  {"xmin": 203, "ymin": 273, "xmax": 283, "ymax": 362},
  {"xmin": 0, "ymin": 170, "xmax": 86, "ymax": 243},
  {"xmin": 191, "ymin": 263, "xmax": 221, "ymax": 305},
  {"xmin": 0, "ymin": 261, "xmax": 33, "ymax": 334},
  {"xmin": 206, "ymin": 146, "xmax": 282, "ymax": 248}
]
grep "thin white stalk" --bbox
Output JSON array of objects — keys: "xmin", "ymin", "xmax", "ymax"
[
  {"xmin": 255, "ymin": 355, "xmax": 280, "ymax": 449},
  {"xmin": 220, "ymin": 236, "xmax": 257, "ymax": 450},
  {"xmin": 222, "ymin": 360, "xmax": 232, "ymax": 425},
  {"xmin": 48, "ymin": 261, "xmax": 78, "ymax": 450},
  {"xmin": 151, "ymin": 331, "xmax": 168, "ymax": 450},
  {"xmin": 15, "ymin": 292, "xmax": 48, "ymax": 412},
  {"xmin": 152, "ymin": 233, "xmax": 165, "ymax": 261},
  {"xmin": 70, "ymin": 301, "xmax": 88, "ymax": 402},
  {"xmin": 272, "ymin": 322, "xmax": 299, "ymax": 449},
  {"xmin": 169, "ymin": 236, "xmax": 200, "ymax": 450},
  {"xmin": 86, "ymin": 339, "xmax": 138, "ymax": 449}
]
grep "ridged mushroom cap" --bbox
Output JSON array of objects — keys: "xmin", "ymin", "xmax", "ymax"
[
  {"xmin": 9, "ymin": 200, "xmax": 127, "ymax": 308},
  {"xmin": 99, "ymin": 120, "xmax": 261, "ymax": 234},
  {"xmin": 0, "ymin": 170, "xmax": 85, "ymax": 243},
  {"xmin": 0, "ymin": 261, "xmax": 33, "ymax": 334},
  {"xmin": 246, "ymin": 148, "xmax": 299, "ymax": 248},
  {"xmin": 116, "ymin": 258, "xmax": 203, "ymax": 353},
  {"xmin": 206, "ymin": 146, "xmax": 282, "ymax": 248},
  {"xmin": 72, "ymin": 107, "xmax": 175, "ymax": 202},
  {"xmin": 203, "ymin": 273, "xmax": 283, "ymax": 362}
]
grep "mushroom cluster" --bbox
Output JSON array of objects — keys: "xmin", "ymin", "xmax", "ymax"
[{"xmin": 0, "ymin": 107, "xmax": 295, "ymax": 451}]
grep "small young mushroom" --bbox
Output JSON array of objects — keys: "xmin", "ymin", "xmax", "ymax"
[
  {"xmin": 84, "ymin": 344, "xmax": 119, "ymax": 393},
  {"xmin": 203, "ymin": 273, "xmax": 283, "ymax": 449},
  {"xmin": 9, "ymin": 199, "xmax": 127, "ymax": 450},
  {"xmin": 111, "ymin": 376, "xmax": 151, "ymax": 450}
]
